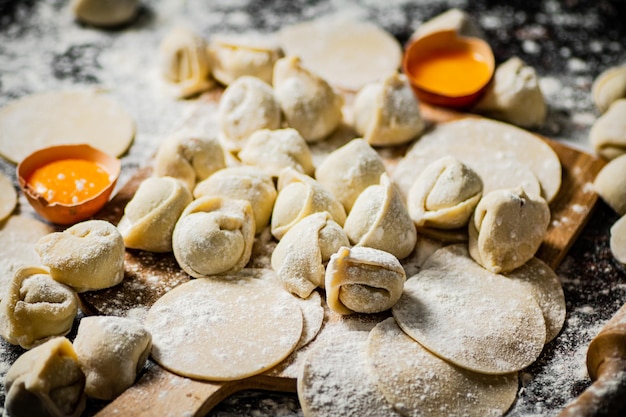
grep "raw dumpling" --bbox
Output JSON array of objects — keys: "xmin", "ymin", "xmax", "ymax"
[
  {"xmin": 208, "ymin": 33, "xmax": 283, "ymax": 86},
  {"xmin": 153, "ymin": 131, "xmax": 226, "ymax": 192},
  {"xmin": 273, "ymin": 56, "xmax": 343, "ymax": 143},
  {"xmin": 0, "ymin": 267, "xmax": 77, "ymax": 349},
  {"xmin": 159, "ymin": 27, "xmax": 213, "ymax": 99},
  {"xmin": 610, "ymin": 214, "xmax": 626, "ymax": 264},
  {"xmin": 353, "ymin": 73, "xmax": 424, "ymax": 146},
  {"xmin": 590, "ymin": 99, "xmax": 626, "ymax": 160},
  {"xmin": 407, "ymin": 156, "xmax": 483, "ymax": 229},
  {"xmin": 217, "ymin": 76, "xmax": 282, "ymax": 151},
  {"xmin": 325, "ymin": 246, "xmax": 405, "ymax": 315},
  {"xmin": 194, "ymin": 166, "xmax": 277, "ymax": 234},
  {"xmin": 117, "ymin": 176, "xmax": 193, "ymax": 252},
  {"xmin": 344, "ymin": 173, "xmax": 417, "ymax": 259},
  {"xmin": 73, "ymin": 316, "xmax": 152, "ymax": 400},
  {"xmin": 36, "ymin": 220, "xmax": 125, "ymax": 292},
  {"xmin": 593, "ymin": 153, "xmax": 626, "ymax": 215},
  {"xmin": 473, "ymin": 57, "xmax": 547, "ymax": 128},
  {"xmin": 410, "ymin": 8, "xmax": 485, "ymax": 41},
  {"xmin": 238, "ymin": 128, "xmax": 315, "ymax": 178},
  {"xmin": 592, "ymin": 65, "xmax": 626, "ymax": 113},
  {"xmin": 469, "ymin": 187, "xmax": 550, "ymax": 274},
  {"xmin": 271, "ymin": 212, "xmax": 349, "ymax": 298},
  {"xmin": 71, "ymin": 0, "xmax": 138, "ymax": 27},
  {"xmin": 271, "ymin": 168, "xmax": 346, "ymax": 240},
  {"xmin": 315, "ymin": 138, "xmax": 387, "ymax": 213},
  {"xmin": 172, "ymin": 196, "xmax": 255, "ymax": 277},
  {"xmin": 3, "ymin": 337, "xmax": 86, "ymax": 417}
]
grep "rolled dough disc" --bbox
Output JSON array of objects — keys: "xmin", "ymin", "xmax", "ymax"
[
  {"xmin": 0, "ymin": 172, "xmax": 17, "ymax": 221},
  {"xmin": 145, "ymin": 276, "xmax": 303, "ymax": 381},
  {"xmin": 393, "ymin": 118, "xmax": 562, "ymax": 203},
  {"xmin": 392, "ymin": 245, "xmax": 546, "ymax": 374},
  {"xmin": 367, "ymin": 318, "xmax": 518, "ymax": 417},
  {"xmin": 279, "ymin": 16, "xmax": 402, "ymax": 91},
  {"xmin": 0, "ymin": 91, "xmax": 135, "ymax": 163},
  {"xmin": 297, "ymin": 330, "xmax": 402, "ymax": 417}
]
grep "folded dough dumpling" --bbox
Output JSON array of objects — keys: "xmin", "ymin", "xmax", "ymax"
[
  {"xmin": 218, "ymin": 76, "xmax": 282, "ymax": 151},
  {"xmin": 593, "ymin": 154, "xmax": 626, "ymax": 215},
  {"xmin": 118, "ymin": 176, "xmax": 192, "ymax": 252},
  {"xmin": 408, "ymin": 156, "xmax": 483, "ymax": 229},
  {"xmin": 3, "ymin": 337, "xmax": 86, "ymax": 417},
  {"xmin": 271, "ymin": 212, "xmax": 349, "ymax": 298},
  {"xmin": 353, "ymin": 73, "xmax": 424, "ymax": 146},
  {"xmin": 194, "ymin": 166, "xmax": 277, "ymax": 234},
  {"xmin": 273, "ymin": 56, "xmax": 343, "ymax": 143},
  {"xmin": 153, "ymin": 131, "xmax": 226, "ymax": 192},
  {"xmin": 73, "ymin": 316, "xmax": 152, "ymax": 400},
  {"xmin": 592, "ymin": 65, "xmax": 626, "ymax": 114},
  {"xmin": 344, "ymin": 173, "xmax": 417, "ymax": 259},
  {"xmin": 159, "ymin": 27, "xmax": 213, "ymax": 99},
  {"xmin": 0, "ymin": 266, "xmax": 77, "ymax": 349},
  {"xmin": 590, "ymin": 99, "xmax": 626, "ymax": 160},
  {"xmin": 36, "ymin": 220, "xmax": 125, "ymax": 292},
  {"xmin": 173, "ymin": 196, "xmax": 255, "ymax": 277},
  {"xmin": 238, "ymin": 128, "xmax": 315, "ymax": 178},
  {"xmin": 325, "ymin": 246, "xmax": 406, "ymax": 315},
  {"xmin": 469, "ymin": 187, "xmax": 550, "ymax": 274},
  {"xmin": 271, "ymin": 168, "xmax": 347, "ymax": 240},
  {"xmin": 315, "ymin": 138, "xmax": 387, "ymax": 213}
]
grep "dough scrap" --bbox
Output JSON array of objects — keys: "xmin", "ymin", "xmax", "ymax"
[
  {"xmin": 0, "ymin": 172, "xmax": 17, "ymax": 222},
  {"xmin": 71, "ymin": 0, "xmax": 139, "ymax": 27},
  {"xmin": 594, "ymin": 154, "xmax": 626, "ymax": 216},
  {"xmin": 592, "ymin": 65, "xmax": 626, "ymax": 114},
  {"xmin": 610, "ymin": 214, "xmax": 626, "ymax": 264},
  {"xmin": 590, "ymin": 99, "xmax": 626, "ymax": 160},
  {"xmin": 145, "ymin": 277, "xmax": 303, "ymax": 381},
  {"xmin": 0, "ymin": 91, "xmax": 135, "ymax": 163},
  {"xmin": 279, "ymin": 16, "xmax": 402, "ymax": 91},
  {"xmin": 393, "ymin": 118, "xmax": 561, "ymax": 203},
  {"xmin": 367, "ymin": 318, "xmax": 518, "ymax": 417},
  {"xmin": 392, "ymin": 245, "xmax": 546, "ymax": 374}
]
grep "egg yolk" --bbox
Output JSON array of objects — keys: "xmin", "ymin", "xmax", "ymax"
[
  {"xmin": 27, "ymin": 159, "xmax": 111, "ymax": 205},
  {"xmin": 408, "ymin": 47, "xmax": 492, "ymax": 96}
]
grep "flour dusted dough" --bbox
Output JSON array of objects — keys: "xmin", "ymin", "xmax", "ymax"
[
  {"xmin": 353, "ymin": 73, "xmax": 424, "ymax": 146},
  {"xmin": 118, "ymin": 176, "xmax": 192, "ymax": 252},
  {"xmin": 73, "ymin": 316, "xmax": 151, "ymax": 400},
  {"xmin": 325, "ymin": 246, "xmax": 405, "ymax": 315},
  {"xmin": 0, "ymin": 172, "xmax": 16, "ymax": 221},
  {"xmin": 0, "ymin": 267, "xmax": 78, "ymax": 349},
  {"xmin": 610, "ymin": 214, "xmax": 626, "ymax": 264},
  {"xmin": 594, "ymin": 154, "xmax": 626, "ymax": 215},
  {"xmin": 71, "ymin": 0, "xmax": 139, "ymax": 27},
  {"xmin": 36, "ymin": 220, "xmax": 125, "ymax": 292},
  {"xmin": 145, "ymin": 277, "xmax": 303, "ymax": 381},
  {"xmin": 392, "ymin": 245, "xmax": 546, "ymax": 374},
  {"xmin": 592, "ymin": 65, "xmax": 626, "ymax": 114},
  {"xmin": 279, "ymin": 16, "xmax": 402, "ymax": 91},
  {"xmin": 410, "ymin": 8, "xmax": 485, "ymax": 41},
  {"xmin": 590, "ymin": 99, "xmax": 626, "ymax": 160},
  {"xmin": 0, "ymin": 91, "xmax": 134, "ymax": 163},
  {"xmin": 315, "ymin": 138, "xmax": 387, "ymax": 213},
  {"xmin": 3, "ymin": 337, "xmax": 86, "ymax": 417},
  {"xmin": 393, "ymin": 118, "xmax": 561, "ymax": 203},
  {"xmin": 367, "ymin": 318, "xmax": 518, "ymax": 417}
]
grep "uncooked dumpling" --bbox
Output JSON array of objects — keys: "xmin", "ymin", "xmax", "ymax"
[
  {"xmin": 271, "ymin": 168, "xmax": 346, "ymax": 240},
  {"xmin": 474, "ymin": 57, "xmax": 547, "ymax": 128},
  {"xmin": 3, "ymin": 337, "xmax": 86, "ymax": 417},
  {"xmin": 36, "ymin": 220, "xmax": 125, "ymax": 292},
  {"xmin": 0, "ymin": 266, "xmax": 77, "ymax": 349},
  {"xmin": 0, "ymin": 172, "xmax": 17, "ymax": 222},
  {"xmin": 353, "ymin": 73, "xmax": 424, "ymax": 146},
  {"xmin": 238, "ymin": 128, "xmax": 315, "ymax": 178},
  {"xmin": 271, "ymin": 212, "xmax": 349, "ymax": 298},
  {"xmin": 593, "ymin": 153, "xmax": 626, "ymax": 215},
  {"xmin": 73, "ymin": 316, "xmax": 152, "ymax": 400},
  {"xmin": 410, "ymin": 8, "xmax": 485, "ymax": 40},
  {"xmin": 172, "ymin": 196, "xmax": 255, "ymax": 277},
  {"xmin": 159, "ymin": 27, "xmax": 213, "ymax": 99},
  {"xmin": 610, "ymin": 214, "xmax": 626, "ymax": 264},
  {"xmin": 325, "ymin": 246, "xmax": 405, "ymax": 315},
  {"xmin": 315, "ymin": 138, "xmax": 387, "ymax": 213},
  {"xmin": 217, "ymin": 76, "xmax": 282, "ymax": 151},
  {"xmin": 469, "ymin": 187, "xmax": 550, "ymax": 274},
  {"xmin": 344, "ymin": 173, "xmax": 416, "ymax": 259},
  {"xmin": 592, "ymin": 65, "xmax": 626, "ymax": 113},
  {"xmin": 590, "ymin": 99, "xmax": 626, "ymax": 160},
  {"xmin": 153, "ymin": 131, "xmax": 226, "ymax": 192},
  {"xmin": 118, "ymin": 176, "xmax": 193, "ymax": 252},
  {"xmin": 273, "ymin": 56, "xmax": 343, "ymax": 143},
  {"xmin": 194, "ymin": 166, "xmax": 277, "ymax": 234},
  {"xmin": 71, "ymin": 0, "xmax": 139, "ymax": 27}
]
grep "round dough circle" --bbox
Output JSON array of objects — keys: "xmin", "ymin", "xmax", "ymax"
[
  {"xmin": 367, "ymin": 318, "xmax": 518, "ymax": 417},
  {"xmin": 145, "ymin": 277, "xmax": 303, "ymax": 381},
  {"xmin": 279, "ymin": 17, "xmax": 402, "ymax": 91},
  {"xmin": 0, "ymin": 91, "xmax": 135, "ymax": 163},
  {"xmin": 392, "ymin": 245, "xmax": 546, "ymax": 374},
  {"xmin": 0, "ymin": 172, "xmax": 17, "ymax": 221}
]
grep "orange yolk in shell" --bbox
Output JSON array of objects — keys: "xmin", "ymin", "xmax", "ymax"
[{"xmin": 27, "ymin": 159, "xmax": 111, "ymax": 205}]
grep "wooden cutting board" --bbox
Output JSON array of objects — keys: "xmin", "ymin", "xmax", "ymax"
[{"xmin": 80, "ymin": 98, "xmax": 606, "ymax": 417}]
